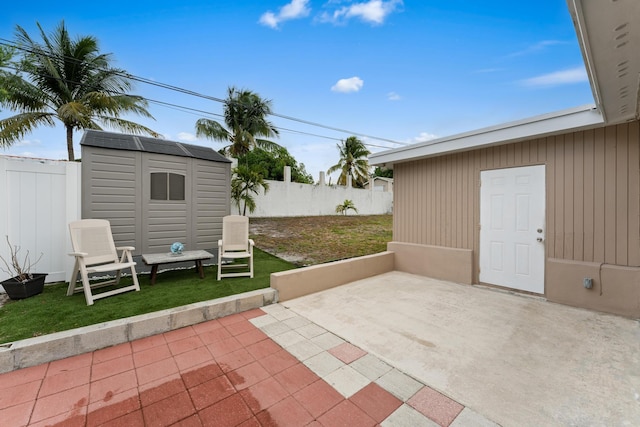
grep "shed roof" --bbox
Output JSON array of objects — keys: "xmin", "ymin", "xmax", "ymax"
[
  {"xmin": 370, "ymin": 0, "xmax": 639, "ymax": 167},
  {"xmin": 80, "ymin": 130, "xmax": 231, "ymax": 163}
]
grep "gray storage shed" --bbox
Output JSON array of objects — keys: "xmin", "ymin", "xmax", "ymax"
[{"xmin": 80, "ymin": 130, "xmax": 231, "ymax": 255}]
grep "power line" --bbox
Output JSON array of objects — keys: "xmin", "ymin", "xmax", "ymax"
[{"xmin": 0, "ymin": 38, "xmax": 408, "ymax": 147}]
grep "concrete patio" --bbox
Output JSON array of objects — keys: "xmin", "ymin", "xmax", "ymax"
[{"xmin": 283, "ymin": 271, "xmax": 640, "ymax": 426}]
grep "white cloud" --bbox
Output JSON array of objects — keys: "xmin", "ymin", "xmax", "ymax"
[
  {"xmin": 331, "ymin": 76, "xmax": 364, "ymax": 93},
  {"xmin": 409, "ymin": 132, "xmax": 438, "ymax": 144},
  {"xmin": 259, "ymin": 0, "xmax": 311, "ymax": 29},
  {"xmin": 177, "ymin": 132, "xmax": 197, "ymax": 142},
  {"xmin": 521, "ymin": 66, "xmax": 588, "ymax": 87},
  {"xmin": 387, "ymin": 91, "xmax": 401, "ymax": 101},
  {"xmin": 322, "ymin": 0, "xmax": 403, "ymax": 25}
]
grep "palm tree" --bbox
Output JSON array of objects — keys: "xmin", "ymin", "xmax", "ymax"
[
  {"xmin": 196, "ymin": 86, "xmax": 281, "ymax": 157},
  {"xmin": 231, "ymin": 164, "xmax": 270, "ymax": 216},
  {"xmin": 0, "ymin": 21, "xmax": 159, "ymax": 161},
  {"xmin": 335, "ymin": 199, "xmax": 358, "ymax": 215},
  {"xmin": 327, "ymin": 136, "xmax": 371, "ymax": 187}
]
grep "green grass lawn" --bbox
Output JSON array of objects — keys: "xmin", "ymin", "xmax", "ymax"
[{"xmin": 0, "ymin": 248, "xmax": 294, "ymax": 344}]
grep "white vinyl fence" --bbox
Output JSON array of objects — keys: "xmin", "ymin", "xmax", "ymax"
[
  {"xmin": 0, "ymin": 156, "xmax": 81, "ymax": 284},
  {"xmin": 0, "ymin": 158, "xmax": 390, "ymax": 287}
]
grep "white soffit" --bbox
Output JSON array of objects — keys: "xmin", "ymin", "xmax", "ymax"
[
  {"xmin": 568, "ymin": 0, "xmax": 640, "ymax": 124},
  {"xmin": 370, "ymin": 105, "xmax": 603, "ymax": 166}
]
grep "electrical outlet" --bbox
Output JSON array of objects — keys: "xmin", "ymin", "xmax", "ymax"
[{"xmin": 583, "ymin": 277, "xmax": 593, "ymax": 289}]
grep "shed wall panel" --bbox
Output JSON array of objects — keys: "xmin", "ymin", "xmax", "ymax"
[{"xmin": 393, "ymin": 120, "xmax": 640, "ymax": 285}]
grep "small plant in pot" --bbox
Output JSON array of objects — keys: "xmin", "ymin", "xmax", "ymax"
[{"xmin": 0, "ymin": 236, "xmax": 46, "ymax": 300}]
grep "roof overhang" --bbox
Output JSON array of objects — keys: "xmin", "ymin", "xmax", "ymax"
[
  {"xmin": 370, "ymin": 105, "xmax": 603, "ymax": 166},
  {"xmin": 371, "ymin": 0, "xmax": 640, "ymax": 167},
  {"xmin": 568, "ymin": 0, "xmax": 640, "ymax": 125}
]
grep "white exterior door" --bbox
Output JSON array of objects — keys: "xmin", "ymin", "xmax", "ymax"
[{"xmin": 479, "ymin": 165, "xmax": 545, "ymax": 294}]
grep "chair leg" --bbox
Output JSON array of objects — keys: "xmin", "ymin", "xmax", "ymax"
[
  {"xmin": 217, "ymin": 250, "xmax": 222, "ymax": 280},
  {"xmin": 129, "ymin": 265, "xmax": 141, "ymax": 292},
  {"xmin": 79, "ymin": 266, "xmax": 95, "ymax": 306},
  {"xmin": 67, "ymin": 260, "xmax": 80, "ymax": 296},
  {"xmin": 249, "ymin": 252, "xmax": 254, "ymax": 278}
]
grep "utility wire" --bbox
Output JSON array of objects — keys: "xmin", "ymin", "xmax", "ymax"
[{"xmin": 0, "ymin": 38, "xmax": 408, "ymax": 147}]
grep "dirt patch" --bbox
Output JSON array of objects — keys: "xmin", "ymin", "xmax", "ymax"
[{"xmin": 249, "ymin": 215, "xmax": 392, "ymax": 267}]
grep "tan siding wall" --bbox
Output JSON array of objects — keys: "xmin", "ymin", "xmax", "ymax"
[{"xmin": 393, "ymin": 120, "xmax": 640, "ymax": 282}]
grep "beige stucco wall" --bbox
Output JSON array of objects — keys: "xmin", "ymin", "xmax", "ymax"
[
  {"xmin": 392, "ymin": 120, "xmax": 640, "ymax": 317},
  {"xmin": 388, "ymin": 242, "xmax": 473, "ymax": 284},
  {"xmin": 271, "ymin": 251, "xmax": 395, "ymax": 301}
]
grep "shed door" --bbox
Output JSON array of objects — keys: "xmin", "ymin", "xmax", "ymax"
[{"xmin": 479, "ymin": 165, "xmax": 545, "ymax": 294}]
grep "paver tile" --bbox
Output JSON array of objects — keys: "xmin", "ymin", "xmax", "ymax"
[
  {"xmin": 46, "ymin": 353, "xmax": 93, "ymax": 377},
  {"xmin": 89, "ymin": 370, "xmax": 138, "ymax": 404},
  {"xmin": 381, "ymin": 404, "xmax": 440, "ymax": 427},
  {"xmin": 317, "ymin": 399, "xmax": 376, "ymax": 427},
  {"xmin": 239, "ymin": 376, "xmax": 290, "ymax": 414},
  {"xmin": 188, "ymin": 374, "xmax": 236, "ymax": 410},
  {"xmin": 93, "ymin": 342, "xmax": 132, "ymax": 364},
  {"xmin": 174, "ymin": 346, "xmax": 214, "ymax": 372},
  {"xmin": 245, "ymin": 338, "xmax": 282, "ymax": 359},
  {"xmin": 350, "ymin": 354, "xmax": 393, "ymax": 381},
  {"xmin": 30, "ymin": 384, "xmax": 89, "ymax": 423},
  {"xmin": 449, "ymin": 407, "xmax": 499, "ymax": 427},
  {"xmin": 282, "ymin": 314, "xmax": 311, "ymax": 329},
  {"xmin": 295, "ymin": 323, "xmax": 327, "ymax": 339},
  {"xmin": 133, "ymin": 344, "xmax": 172, "ymax": 368},
  {"xmin": 270, "ymin": 329, "xmax": 306, "ymax": 348},
  {"xmin": 311, "ymin": 332, "xmax": 346, "ymax": 350},
  {"xmin": 241, "ymin": 308, "xmax": 266, "ymax": 320},
  {"xmin": 0, "ymin": 364, "xmax": 47, "ymax": 391},
  {"xmin": 198, "ymin": 394, "xmax": 253, "ymax": 427},
  {"xmin": 218, "ymin": 313, "xmax": 246, "ymax": 326},
  {"xmin": 235, "ymin": 328, "xmax": 268, "ymax": 347},
  {"xmin": 263, "ymin": 306, "xmax": 297, "ymax": 321},
  {"xmin": 207, "ymin": 336, "xmax": 243, "ymax": 358},
  {"xmin": 99, "ymin": 409, "xmax": 145, "ymax": 427},
  {"xmin": 274, "ymin": 363, "xmax": 318, "ymax": 394},
  {"xmin": 224, "ymin": 319, "xmax": 256, "ymax": 336},
  {"xmin": 198, "ymin": 327, "xmax": 232, "ymax": 345},
  {"xmin": 293, "ymin": 379, "xmax": 344, "ymax": 418},
  {"xmin": 303, "ymin": 351, "xmax": 345, "ymax": 378},
  {"xmin": 350, "ymin": 382, "xmax": 403, "ymax": 423},
  {"xmin": 39, "ymin": 365, "xmax": 91, "ymax": 397},
  {"xmin": 130, "ymin": 334, "xmax": 166, "ymax": 353},
  {"xmin": 286, "ymin": 339, "xmax": 324, "ymax": 361},
  {"xmin": 228, "ymin": 361, "xmax": 270, "ymax": 390},
  {"xmin": 407, "ymin": 386, "xmax": 464, "ymax": 427},
  {"xmin": 249, "ymin": 314, "xmax": 279, "ymax": 328},
  {"xmin": 258, "ymin": 348, "xmax": 299, "ymax": 376},
  {"xmin": 135, "ymin": 357, "xmax": 179, "ymax": 386},
  {"xmin": 86, "ymin": 388, "xmax": 139, "ymax": 426},
  {"xmin": 216, "ymin": 348, "xmax": 255, "ymax": 373},
  {"xmin": 376, "ymin": 369, "xmax": 424, "ymax": 402},
  {"xmin": 324, "ymin": 365, "xmax": 371, "ymax": 398},
  {"xmin": 181, "ymin": 363, "xmax": 224, "ymax": 389},
  {"xmin": 139, "ymin": 377, "xmax": 186, "ymax": 406},
  {"xmin": 329, "ymin": 342, "xmax": 367, "ymax": 364},
  {"xmin": 168, "ymin": 335, "xmax": 205, "ymax": 356},
  {"xmin": 91, "ymin": 355, "xmax": 133, "ymax": 382},
  {"xmin": 192, "ymin": 319, "xmax": 223, "ymax": 335},
  {"xmin": 0, "ymin": 401, "xmax": 33, "ymax": 427},
  {"xmin": 256, "ymin": 395, "xmax": 314, "ymax": 427},
  {"xmin": 141, "ymin": 390, "xmax": 195, "ymax": 426},
  {"xmin": 0, "ymin": 380, "xmax": 41, "ymax": 408},
  {"xmin": 163, "ymin": 326, "xmax": 196, "ymax": 343},
  {"xmin": 259, "ymin": 320, "xmax": 292, "ymax": 337}
]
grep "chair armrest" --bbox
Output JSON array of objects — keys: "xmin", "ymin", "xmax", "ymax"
[
  {"xmin": 218, "ymin": 240, "xmax": 223, "ymax": 247},
  {"xmin": 69, "ymin": 251, "xmax": 88, "ymax": 257},
  {"xmin": 248, "ymin": 239, "xmax": 255, "ymax": 246},
  {"xmin": 116, "ymin": 246, "xmax": 135, "ymax": 251}
]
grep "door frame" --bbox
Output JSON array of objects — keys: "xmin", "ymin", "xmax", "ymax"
[{"xmin": 478, "ymin": 164, "xmax": 546, "ymax": 294}]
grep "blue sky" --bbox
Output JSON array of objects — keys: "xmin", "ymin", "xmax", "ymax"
[{"xmin": 1, "ymin": 0, "xmax": 594, "ymax": 181}]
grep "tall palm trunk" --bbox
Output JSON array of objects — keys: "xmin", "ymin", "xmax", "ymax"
[{"xmin": 66, "ymin": 125, "xmax": 74, "ymax": 161}]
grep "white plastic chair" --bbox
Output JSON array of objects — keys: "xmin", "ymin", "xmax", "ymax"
[
  {"xmin": 68, "ymin": 219, "xmax": 140, "ymax": 305},
  {"xmin": 217, "ymin": 215, "xmax": 254, "ymax": 280}
]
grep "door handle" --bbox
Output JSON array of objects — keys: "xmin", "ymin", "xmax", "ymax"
[{"xmin": 536, "ymin": 237, "xmax": 544, "ymax": 242}]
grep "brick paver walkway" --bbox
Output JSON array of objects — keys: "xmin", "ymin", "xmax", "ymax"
[{"xmin": 0, "ymin": 304, "xmax": 495, "ymax": 426}]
